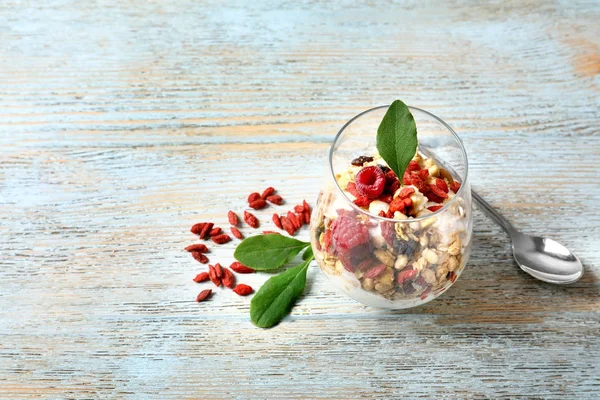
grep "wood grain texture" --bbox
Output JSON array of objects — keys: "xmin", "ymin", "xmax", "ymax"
[{"xmin": 1, "ymin": 0, "xmax": 599, "ymax": 398}]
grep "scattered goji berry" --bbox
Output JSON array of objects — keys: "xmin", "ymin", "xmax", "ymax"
[
  {"xmin": 213, "ymin": 263, "xmax": 223, "ymax": 278},
  {"xmin": 248, "ymin": 192, "xmax": 261, "ymax": 203},
  {"xmin": 294, "ymin": 205, "xmax": 304, "ymax": 213},
  {"xmin": 389, "ymin": 197, "xmax": 406, "ymax": 214},
  {"xmin": 208, "ymin": 265, "xmax": 221, "ymax": 287},
  {"xmin": 302, "ymin": 200, "xmax": 310, "ymax": 214},
  {"xmin": 222, "ymin": 268, "xmax": 236, "ymax": 288},
  {"xmin": 230, "ymin": 227, "xmax": 244, "ymax": 240},
  {"xmin": 272, "ymin": 213, "xmax": 282, "ymax": 229},
  {"xmin": 266, "ymin": 195, "xmax": 283, "ymax": 205},
  {"xmin": 303, "ymin": 210, "xmax": 310, "ymax": 224},
  {"xmin": 280, "ymin": 216, "xmax": 296, "ymax": 236},
  {"xmin": 436, "ymin": 178, "xmax": 448, "ymax": 193},
  {"xmin": 403, "ymin": 197, "xmax": 412, "ymax": 208},
  {"xmin": 199, "ymin": 222, "xmax": 214, "ymax": 240},
  {"xmin": 398, "ymin": 187, "xmax": 415, "ymax": 199},
  {"xmin": 193, "ymin": 272, "xmax": 209, "ymax": 283},
  {"xmin": 211, "ymin": 234, "xmax": 231, "ymax": 244},
  {"xmin": 196, "ymin": 289, "xmax": 212, "ymax": 302},
  {"xmin": 233, "ymin": 284, "xmax": 253, "ymax": 296},
  {"xmin": 209, "ymin": 227, "xmax": 222, "ymax": 237},
  {"xmin": 287, "ymin": 211, "xmax": 301, "ymax": 230},
  {"xmin": 229, "ymin": 261, "xmax": 255, "ymax": 274},
  {"xmin": 249, "ymin": 199, "xmax": 267, "ymax": 210},
  {"xmin": 419, "ymin": 169, "xmax": 429, "ymax": 180},
  {"xmin": 295, "ymin": 212, "xmax": 305, "ymax": 227},
  {"xmin": 407, "ymin": 160, "xmax": 420, "ymax": 171},
  {"xmin": 244, "ymin": 211, "xmax": 259, "ymax": 228},
  {"xmin": 228, "ymin": 210, "xmax": 239, "ymax": 226},
  {"xmin": 185, "ymin": 244, "xmax": 209, "ymax": 253},
  {"xmin": 191, "ymin": 251, "xmax": 209, "ymax": 264},
  {"xmin": 190, "ymin": 222, "xmax": 206, "ymax": 235},
  {"xmin": 428, "ymin": 184, "xmax": 448, "ymax": 199},
  {"xmin": 450, "ymin": 181, "xmax": 461, "ymax": 193},
  {"xmin": 261, "ymin": 187, "xmax": 275, "ymax": 199}
]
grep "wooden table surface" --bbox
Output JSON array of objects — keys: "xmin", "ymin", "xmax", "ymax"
[{"xmin": 1, "ymin": 1, "xmax": 599, "ymax": 399}]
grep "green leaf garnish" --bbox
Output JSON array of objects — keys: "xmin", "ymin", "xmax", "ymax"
[
  {"xmin": 250, "ymin": 257, "xmax": 312, "ymax": 328},
  {"xmin": 376, "ymin": 99, "xmax": 418, "ymax": 179},
  {"xmin": 234, "ymin": 234, "xmax": 310, "ymax": 271},
  {"xmin": 302, "ymin": 246, "xmax": 314, "ymax": 261}
]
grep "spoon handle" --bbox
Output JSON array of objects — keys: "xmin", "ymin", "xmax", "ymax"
[{"xmin": 471, "ymin": 190, "xmax": 516, "ymax": 234}]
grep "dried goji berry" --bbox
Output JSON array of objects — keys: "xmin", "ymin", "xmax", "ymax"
[
  {"xmin": 303, "ymin": 210, "xmax": 310, "ymax": 224},
  {"xmin": 294, "ymin": 205, "xmax": 304, "ymax": 213},
  {"xmin": 280, "ymin": 216, "xmax": 296, "ymax": 236},
  {"xmin": 378, "ymin": 210, "xmax": 386, "ymax": 217},
  {"xmin": 287, "ymin": 211, "xmax": 301, "ymax": 230},
  {"xmin": 428, "ymin": 205, "xmax": 443, "ymax": 212},
  {"xmin": 261, "ymin": 187, "xmax": 276, "ymax": 199},
  {"xmin": 407, "ymin": 160, "xmax": 420, "ymax": 171},
  {"xmin": 249, "ymin": 199, "xmax": 267, "ymax": 210},
  {"xmin": 322, "ymin": 230, "xmax": 332, "ymax": 251},
  {"xmin": 211, "ymin": 234, "xmax": 231, "ymax": 244},
  {"xmin": 378, "ymin": 193, "xmax": 393, "ymax": 203},
  {"xmin": 295, "ymin": 212, "xmax": 304, "ymax": 226},
  {"xmin": 450, "ymin": 181, "xmax": 461, "ymax": 193},
  {"xmin": 209, "ymin": 227, "xmax": 222, "ymax": 237},
  {"xmin": 233, "ymin": 284, "xmax": 253, "ymax": 296},
  {"xmin": 228, "ymin": 210, "xmax": 239, "ymax": 226},
  {"xmin": 193, "ymin": 272, "xmax": 209, "ymax": 283},
  {"xmin": 230, "ymin": 227, "xmax": 244, "ymax": 240},
  {"xmin": 428, "ymin": 184, "xmax": 448, "ymax": 199},
  {"xmin": 191, "ymin": 251, "xmax": 209, "ymax": 264},
  {"xmin": 346, "ymin": 182, "xmax": 360, "ymax": 198},
  {"xmin": 403, "ymin": 197, "xmax": 412, "ymax": 208},
  {"xmin": 266, "ymin": 195, "xmax": 283, "ymax": 205},
  {"xmin": 196, "ymin": 289, "xmax": 212, "ymax": 302},
  {"xmin": 213, "ymin": 263, "xmax": 223, "ymax": 278},
  {"xmin": 222, "ymin": 268, "xmax": 236, "ymax": 288},
  {"xmin": 419, "ymin": 169, "xmax": 429, "ymax": 180},
  {"xmin": 389, "ymin": 197, "xmax": 406, "ymax": 214},
  {"xmin": 398, "ymin": 187, "xmax": 415, "ymax": 199},
  {"xmin": 208, "ymin": 265, "xmax": 221, "ymax": 287},
  {"xmin": 397, "ymin": 268, "xmax": 417, "ymax": 284},
  {"xmin": 185, "ymin": 244, "xmax": 209, "ymax": 253},
  {"xmin": 244, "ymin": 211, "xmax": 259, "ymax": 228},
  {"xmin": 272, "ymin": 213, "xmax": 282, "ymax": 229},
  {"xmin": 436, "ymin": 178, "xmax": 448, "ymax": 193},
  {"xmin": 363, "ymin": 264, "xmax": 387, "ymax": 279},
  {"xmin": 199, "ymin": 222, "xmax": 214, "ymax": 240},
  {"xmin": 229, "ymin": 261, "xmax": 255, "ymax": 274},
  {"xmin": 190, "ymin": 222, "xmax": 206, "ymax": 235},
  {"xmin": 303, "ymin": 200, "xmax": 310, "ymax": 214},
  {"xmin": 248, "ymin": 192, "xmax": 261, "ymax": 203}
]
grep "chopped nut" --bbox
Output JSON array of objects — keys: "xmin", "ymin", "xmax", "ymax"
[
  {"xmin": 428, "ymin": 165, "xmax": 440, "ymax": 177},
  {"xmin": 394, "ymin": 254, "xmax": 408, "ymax": 270},
  {"xmin": 447, "ymin": 256, "xmax": 459, "ymax": 272},
  {"xmin": 421, "ymin": 268, "xmax": 437, "ymax": 285},
  {"xmin": 374, "ymin": 249, "xmax": 395, "ymax": 267},
  {"xmin": 448, "ymin": 238, "xmax": 461, "ymax": 256},
  {"xmin": 439, "ymin": 168, "xmax": 454, "ymax": 184},
  {"xmin": 422, "ymin": 248, "xmax": 439, "ymax": 265},
  {"xmin": 362, "ymin": 278, "xmax": 375, "ymax": 291},
  {"xmin": 419, "ymin": 234, "xmax": 429, "ymax": 247},
  {"xmin": 412, "ymin": 257, "xmax": 427, "ymax": 272},
  {"xmin": 378, "ymin": 267, "xmax": 395, "ymax": 286},
  {"xmin": 375, "ymin": 282, "xmax": 394, "ymax": 293},
  {"xmin": 435, "ymin": 264, "xmax": 448, "ymax": 279}
]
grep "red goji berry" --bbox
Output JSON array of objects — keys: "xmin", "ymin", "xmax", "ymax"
[
  {"xmin": 233, "ymin": 284, "xmax": 253, "ymax": 296},
  {"xmin": 280, "ymin": 216, "xmax": 296, "ymax": 236},
  {"xmin": 388, "ymin": 197, "xmax": 405, "ymax": 214},
  {"xmin": 228, "ymin": 210, "xmax": 239, "ymax": 226},
  {"xmin": 419, "ymin": 169, "xmax": 429, "ymax": 180},
  {"xmin": 403, "ymin": 197, "xmax": 412, "ymax": 208},
  {"xmin": 190, "ymin": 222, "xmax": 206, "ymax": 235},
  {"xmin": 244, "ymin": 211, "xmax": 259, "ymax": 228},
  {"xmin": 398, "ymin": 187, "xmax": 415, "ymax": 199},
  {"xmin": 199, "ymin": 222, "xmax": 214, "ymax": 240},
  {"xmin": 196, "ymin": 289, "xmax": 212, "ymax": 302},
  {"xmin": 230, "ymin": 227, "xmax": 244, "ymax": 240},
  {"xmin": 209, "ymin": 227, "xmax": 222, "ymax": 237},
  {"xmin": 211, "ymin": 234, "xmax": 231, "ymax": 244},
  {"xmin": 229, "ymin": 261, "xmax": 255, "ymax": 274},
  {"xmin": 287, "ymin": 211, "xmax": 301, "ymax": 230},
  {"xmin": 294, "ymin": 205, "xmax": 304, "ymax": 213},
  {"xmin": 353, "ymin": 196, "xmax": 371, "ymax": 207},
  {"xmin": 222, "ymin": 268, "xmax": 236, "ymax": 288},
  {"xmin": 322, "ymin": 230, "xmax": 332, "ymax": 251},
  {"xmin": 303, "ymin": 200, "xmax": 310, "ymax": 214},
  {"xmin": 303, "ymin": 210, "xmax": 310, "ymax": 224},
  {"xmin": 397, "ymin": 268, "xmax": 417, "ymax": 284},
  {"xmin": 193, "ymin": 272, "xmax": 209, "ymax": 283},
  {"xmin": 266, "ymin": 195, "xmax": 283, "ymax": 205},
  {"xmin": 185, "ymin": 244, "xmax": 209, "ymax": 253},
  {"xmin": 428, "ymin": 205, "xmax": 443, "ymax": 212},
  {"xmin": 248, "ymin": 192, "xmax": 261, "ymax": 203},
  {"xmin": 191, "ymin": 251, "xmax": 209, "ymax": 264},
  {"xmin": 261, "ymin": 187, "xmax": 276, "ymax": 199},
  {"xmin": 249, "ymin": 199, "xmax": 267, "ymax": 210},
  {"xmin": 295, "ymin": 212, "xmax": 304, "ymax": 227},
  {"xmin": 272, "ymin": 213, "xmax": 282, "ymax": 229},
  {"xmin": 450, "ymin": 181, "xmax": 461, "ymax": 193},
  {"xmin": 436, "ymin": 178, "xmax": 448, "ymax": 193},
  {"xmin": 428, "ymin": 184, "xmax": 448, "ymax": 199},
  {"xmin": 208, "ymin": 265, "xmax": 221, "ymax": 287},
  {"xmin": 407, "ymin": 160, "xmax": 420, "ymax": 171},
  {"xmin": 378, "ymin": 193, "xmax": 393, "ymax": 203},
  {"xmin": 363, "ymin": 264, "xmax": 387, "ymax": 279},
  {"xmin": 213, "ymin": 263, "xmax": 223, "ymax": 278}
]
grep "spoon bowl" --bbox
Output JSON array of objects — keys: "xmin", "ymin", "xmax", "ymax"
[{"xmin": 511, "ymin": 232, "xmax": 584, "ymax": 284}]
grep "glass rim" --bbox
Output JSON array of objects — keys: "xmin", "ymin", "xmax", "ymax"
[{"xmin": 328, "ymin": 104, "xmax": 469, "ymax": 223}]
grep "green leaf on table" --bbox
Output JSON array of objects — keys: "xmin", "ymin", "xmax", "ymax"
[
  {"xmin": 302, "ymin": 246, "xmax": 314, "ymax": 261},
  {"xmin": 376, "ymin": 99, "xmax": 418, "ymax": 179},
  {"xmin": 250, "ymin": 258, "xmax": 312, "ymax": 328},
  {"xmin": 234, "ymin": 234, "xmax": 310, "ymax": 271}
]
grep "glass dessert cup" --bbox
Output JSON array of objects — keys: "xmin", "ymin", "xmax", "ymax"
[{"xmin": 310, "ymin": 105, "xmax": 473, "ymax": 309}]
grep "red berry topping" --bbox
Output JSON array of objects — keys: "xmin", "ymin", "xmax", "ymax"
[
  {"xmin": 354, "ymin": 166, "xmax": 385, "ymax": 199},
  {"xmin": 397, "ymin": 187, "xmax": 415, "ymax": 199},
  {"xmin": 331, "ymin": 213, "xmax": 370, "ymax": 252},
  {"xmin": 407, "ymin": 160, "xmax": 421, "ymax": 171},
  {"xmin": 450, "ymin": 181, "xmax": 461, "ymax": 193},
  {"xmin": 435, "ymin": 178, "xmax": 448, "ymax": 193},
  {"xmin": 428, "ymin": 205, "xmax": 443, "ymax": 212}
]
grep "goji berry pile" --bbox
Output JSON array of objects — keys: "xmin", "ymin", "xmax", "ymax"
[{"xmin": 186, "ymin": 187, "xmax": 312, "ymax": 302}]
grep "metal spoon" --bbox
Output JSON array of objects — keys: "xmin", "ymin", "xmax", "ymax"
[{"xmin": 472, "ymin": 190, "xmax": 584, "ymax": 284}]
